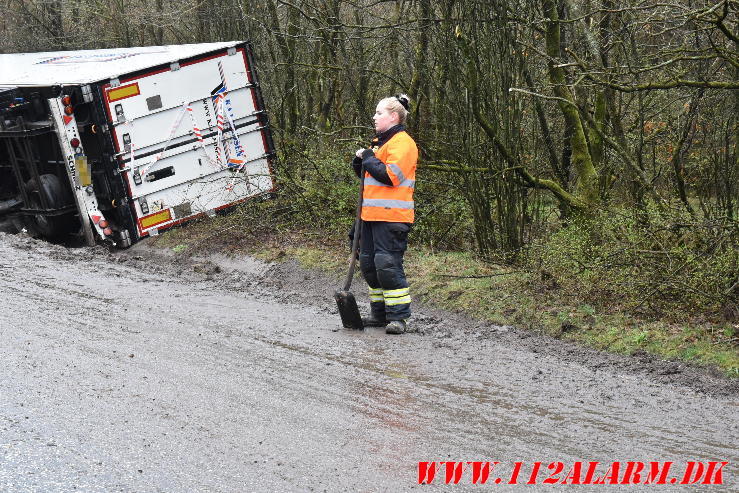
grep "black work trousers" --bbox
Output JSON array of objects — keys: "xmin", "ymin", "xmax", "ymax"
[{"xmin": 356, "ymin": 221, "xmax": 412, "ymax": 321}]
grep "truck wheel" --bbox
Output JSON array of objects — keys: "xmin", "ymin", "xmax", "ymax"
[
  {"xmin": 25, "ymin": 174, "xmax": 77, "ymax": 239},
  {"xmin": 0, "ymin": 217, "xmax": 18, "ymax": 234}
]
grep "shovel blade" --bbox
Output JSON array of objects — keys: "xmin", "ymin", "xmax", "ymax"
[{"xmin": 334, "ymin": 290, "xmax": 364, "ymax": 329}]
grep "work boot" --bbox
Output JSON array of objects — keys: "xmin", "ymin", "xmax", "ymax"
[
  {"xmin": 385, "ymin": 320, "xmax": 407, "ymax": 335},
  {"xmin": 362, "ymin": 315, "xmax": 387, "ymax": 327}
]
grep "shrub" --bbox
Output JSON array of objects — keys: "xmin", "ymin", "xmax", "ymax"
[{"xmin": 527, "ymin": 207, "xmax": 738, "ymax": 319}]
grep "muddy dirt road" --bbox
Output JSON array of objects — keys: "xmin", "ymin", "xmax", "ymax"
[{"xmin": 1, "ymin": 232, "xmax": 737, "ymax": 492}]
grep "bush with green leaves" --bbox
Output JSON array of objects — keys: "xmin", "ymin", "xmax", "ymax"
[{"xmin": 527, "ymin": 207, "xmax": 738, "ymax": 319}]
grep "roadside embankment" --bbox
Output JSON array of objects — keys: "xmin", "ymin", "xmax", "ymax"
[{"xmin": 143, "ymin": 205, "xmax": 738, "ymax": 382}]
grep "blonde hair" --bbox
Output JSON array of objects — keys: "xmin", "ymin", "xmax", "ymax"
[{"xmin": 379, "ymin": 94, "xmax": 410, "ymax": 125}]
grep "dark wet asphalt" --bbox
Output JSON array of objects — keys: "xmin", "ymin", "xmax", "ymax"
[{"xmin": 0, "ymin": 232, "xmax": 737, "ymax": 492}]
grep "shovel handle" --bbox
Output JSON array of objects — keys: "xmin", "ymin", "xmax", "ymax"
[{"xmin": 343, "ymin": 164, "xmax": 365, "ymax": 291}]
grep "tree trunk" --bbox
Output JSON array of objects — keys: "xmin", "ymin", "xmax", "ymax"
[
  {"xmin": 542, "ymin": 0, "xmax": 600, "ymax": 209},
  {"xmin": 408, "ymin": 0, "xmax": 431, "ymax": 132}
]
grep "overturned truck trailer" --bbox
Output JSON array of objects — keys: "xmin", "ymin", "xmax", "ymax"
[{"xmin": 0, "ymin": 41, "xmax": 275, "ymax": 247}]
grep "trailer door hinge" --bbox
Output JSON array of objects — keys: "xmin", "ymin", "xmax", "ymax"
[
  {"xmin": 110, "ymin": 78, "xmax": 121, "ymax": 88},
  {"xmin": 170, "ymin": 62, "xmax": 180, "ymax": 71},
  {"xmin": 81, "ymin": 85, "xmax": 93, "ymax": 103},
  {"xmin": 115, "ymin": 104, "xmax": 125, "ymax": 123}
]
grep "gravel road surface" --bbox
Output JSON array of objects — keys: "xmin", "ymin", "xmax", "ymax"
[{"xmin": 1, "ymin": 232, "xmax": 737, "ymax": 492}]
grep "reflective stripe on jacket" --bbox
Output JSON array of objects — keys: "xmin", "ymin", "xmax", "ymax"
[{"xmin": 362, "ymin": 131, "xmax": 418, "ymax": 223}]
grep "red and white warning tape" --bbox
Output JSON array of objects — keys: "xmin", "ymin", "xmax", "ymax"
[{"xmin": 140, "ymin": 101, "xmax": 189, "ymax": 178}]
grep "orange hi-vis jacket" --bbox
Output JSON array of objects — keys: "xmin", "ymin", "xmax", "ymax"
[{"xmin": 362, "ymin": 130, "xmax": 418, "ymax": 223}]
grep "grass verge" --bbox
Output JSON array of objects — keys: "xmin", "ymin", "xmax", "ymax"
[{"xmin": 148, "ymin": 209, "xmax": 739, "ymax": 377}]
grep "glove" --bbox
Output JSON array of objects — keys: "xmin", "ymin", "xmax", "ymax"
[{"xmin": 352, "ymin": 156, "xmax": 362, "ymax": 177}]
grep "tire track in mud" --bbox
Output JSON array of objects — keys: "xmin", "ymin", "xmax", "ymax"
[{"xmin": 0, "ymin": 232, "xmax": 737, "ymax": 492}]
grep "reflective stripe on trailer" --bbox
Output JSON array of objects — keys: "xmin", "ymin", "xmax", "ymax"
[
  {"xmin": 107, "ymin": 83, "xmax": 141, "ymax": 102},
  {"xmin": 139, "ymin": 208, "xmax": 173, "ymax": 230}
]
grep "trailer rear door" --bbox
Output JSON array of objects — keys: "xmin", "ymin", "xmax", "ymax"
[{"xmin": 101, "ymin": 44, "xmax": 274, "ymax": 238}]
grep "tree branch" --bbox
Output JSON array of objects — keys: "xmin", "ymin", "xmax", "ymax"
[{"xmin": 455, "ymin": 25, "xmax": 588, "ymax": 210}]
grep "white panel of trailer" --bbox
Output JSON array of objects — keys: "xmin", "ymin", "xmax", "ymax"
[{"xmin": 0, "ymin": 42, "xmax": 239, "ymax": 86}]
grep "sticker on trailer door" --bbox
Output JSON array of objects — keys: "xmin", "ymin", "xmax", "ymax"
[{"xmin": 208, "ymin": 61, "xmax": 247, "ymax": 171}]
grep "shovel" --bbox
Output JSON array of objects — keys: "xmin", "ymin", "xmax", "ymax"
[{"xmin": 334, "ymin": 165, "xmax": 365, "ymax": 329}]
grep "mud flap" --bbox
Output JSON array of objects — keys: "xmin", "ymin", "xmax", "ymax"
[{"xmin": 334, "ymin": 290, "xmax": 363, "ymax": 329}]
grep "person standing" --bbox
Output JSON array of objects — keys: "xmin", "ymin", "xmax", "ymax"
[{"xmin": 352, "ymin": 94, "xmax": 418, "ymax": 334}]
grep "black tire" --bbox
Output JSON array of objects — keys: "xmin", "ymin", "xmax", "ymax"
[
  {"xmin": 0, "ymin": 217, "xmax": 18, "ymax": 234},
  {"xmin": 8, "ymin": 214, "xmax": 28, "ymax": 234},
  {"xmin": 25, "ymin": 174, "xmax": 77, "ymax": 239}
]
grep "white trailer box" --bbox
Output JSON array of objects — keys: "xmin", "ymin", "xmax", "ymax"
[{"xmin": 0, "ymin": 41, "xmax": 275, "ymax": 247}]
